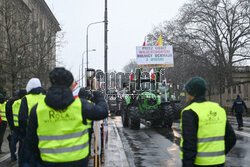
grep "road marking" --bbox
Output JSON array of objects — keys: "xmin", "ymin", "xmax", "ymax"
[
  {"xmin": 0, "ymin": 153, "xmax": 10, "ymax": 162},
  {"xmin": 235, "ymin": 131, "xmax": 250, "ymax": 138}
]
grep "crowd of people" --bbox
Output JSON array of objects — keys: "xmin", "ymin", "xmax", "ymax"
[
  {"xmin": 0, "ymin": 67, "xmax": 248, "ymax": 167},
  {"xmin": 0, "ymin": 67, "xmax": 108, "ymax": 167}
]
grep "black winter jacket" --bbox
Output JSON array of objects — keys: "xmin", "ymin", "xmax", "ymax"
[
  {"xmin": 181, "ymin": 97, "xmax": 236, "ymax": 167},
  {"xmin": 231, "ymin": 97, "xmax": 247, "ymax": 113},
  {"xmin": 26, "ymin": 85, "xmax": 108, "ymax": 167},
  {"xmin": 6, "ymin": 97, "xmax": 18, "ymax": 131}
]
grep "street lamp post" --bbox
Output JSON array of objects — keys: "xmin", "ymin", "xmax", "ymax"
[
  {"xmin": 82, "ymin": 49, "xmax": 96, "ymax": 87},
  {"xmin": 86, "ymin": 21, "xmax": 104, "ymax": 70}
]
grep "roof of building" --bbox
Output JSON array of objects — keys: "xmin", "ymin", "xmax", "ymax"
[
  {"xmin": 38, "ymin": 0, "xmax": 61, "ymax": 32},
  {"xmin": 22, "ymin": 0, "xmax": 61, "ymax": 32}
]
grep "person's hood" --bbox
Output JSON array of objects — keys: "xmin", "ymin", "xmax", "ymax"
[
  {"xmin": 28, "ymin": 87, "xmax": 46, "ymax": 95},
  {"xmin": 45, "ymin": 85, "xmax": 75, "ymax": 110},
  {"xmin": 26, "ymin": 78, "xmax": 41, "ymax": 93}
]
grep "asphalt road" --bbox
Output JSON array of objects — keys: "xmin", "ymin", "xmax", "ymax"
[{"xmin": 115, "ymin": 116, "xmax": 250, "ymax": 167}]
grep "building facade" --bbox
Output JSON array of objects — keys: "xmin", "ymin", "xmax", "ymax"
[
  {"xmin": 0, "ymin": 0, "xmax": 60, "ymax": 96},
  {"xmin": 208, "ymin": 66, "xmax": 250, "ymax": 112}
]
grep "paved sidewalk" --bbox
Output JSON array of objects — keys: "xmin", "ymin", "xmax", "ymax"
[{"xmin": 103, "ymin": 117, "xmax": 129, "ymax": 167}]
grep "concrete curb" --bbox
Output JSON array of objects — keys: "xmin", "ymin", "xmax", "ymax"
[{"xmin": 104, "ymin": 118, "xmax": 129, "ymax": 167}]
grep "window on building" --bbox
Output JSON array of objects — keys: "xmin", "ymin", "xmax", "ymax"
[
  {"xmin": 233, "ymin": 85, "xmax": 236, "ymax": 94},
  {"xmin": 221, "ymin": 86, "xmax": 225, "ymax": 94},
  {"xmin": 244, "ymin": 84, "xmax": 248, "ymax": 97},
  {"xmin": 238, "ymin": 85, "xmax": 241, "ymax": 94},
  {"xmin": 228, "ymin": 87, "xmax": 231, "ymax": 94}
]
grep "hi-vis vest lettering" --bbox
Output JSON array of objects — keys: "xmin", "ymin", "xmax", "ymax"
[
  {"xmin": 0, "ymin": 101, "xmax": 7, "ymax": 121},
  {"xmin": 180, "ymin": 101, "xmax": 227, "ymax": 166},
  {"xmin": 12, "ymin": 99, "xmax": 22, "ymax": 127},
  {"xmin": 26, "ymin": 94, "xmax": 45, "ymax": 116},
  {"xmin": 36, "ymin": 98, "xmax": 89, "ymax": 163}
]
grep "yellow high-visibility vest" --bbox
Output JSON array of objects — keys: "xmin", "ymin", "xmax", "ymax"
[
  {"xmin": 25, "ymin": 94, "xmax": 45, "ymax": 116},
  {"xmin": 12, "ymin": 99, "xmax": 22, "ymax": 127},
  {"xmin": 36, "ymin": 98, "xmax": 89, "ymax": 163},
  {"xmin": 0, "ymin": 101, "xmax": 7, "ymax": 121},
  {"xmin": 180, "ymin": 101, "xmax": 227, "ymax": 166}
]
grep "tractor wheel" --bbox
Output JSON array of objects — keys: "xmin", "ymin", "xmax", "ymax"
[
  {"xmin": 173, "ymin": 103, "xmax": 183, "ymax": 120},
  {"xmin": 160, "ymin": 104, "xmax": 175, "ymax": 128},
  {"xmin": 121, "ymin": 103, "xmax": 129, "ymax": 127},
  {"xmin": 128, "ymin": 106, "xmax": 140, "ymax": 130},
  {"xmin": 151, "ymin": 121, "xmax": 161, "ymax": 128}
]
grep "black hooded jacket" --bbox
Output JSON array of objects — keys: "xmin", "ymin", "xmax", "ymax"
[
  {"xmin": 181, "ymin": 97, "xmax": 236, "ymax": 167},
  {"xmin": 6, "ymin": 97, "xmax": 19, "ymax": 131},
  {"xmin": 26, "ymin": 85, "xmax": 108, "ymax": 167},
  {"xmin": 19, "ymin": 87, "xmax": 46, "ymax": 138}
]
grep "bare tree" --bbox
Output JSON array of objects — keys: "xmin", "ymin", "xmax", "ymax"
[
  {"xmin": 0, "ymin": 0, "xmax": 62, "ymax": 94},
  {"xmin": 27, "ymin": 21, "xmax": 63, "ymax": 89},
  {"xmin": 180, "ymin": 0, "xmax": 249, "ymax": 82},
  {"xmin": 0, "ymin": 0, "xmax": 32, "ymax": 95},
  {"xmin": 123, "ymin": 59, "xmax": 137, "ymax": 73},
  {"xmin": 146, "ymin": 0, "xmax": 250, "ymax": 104}
]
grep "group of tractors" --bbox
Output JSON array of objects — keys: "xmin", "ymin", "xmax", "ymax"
[{"xmin": 107, "ymin": 68, "xmax": 184, "ymax": 130}]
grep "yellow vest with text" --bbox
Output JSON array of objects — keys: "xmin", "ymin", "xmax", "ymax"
[
  {"xmin": 26, "ymin": 94, "xmax": 45, "ymax": 116},
  {"xmin": 36, "ymin": 98, "xmax": 89, "ymax": 163},
  {"xmin": 12, "ymin": 99, "xmax": 22, "ymax": 127},
  {"xmin": 180, "ymin": 101, "xmax": 227, "ymax": 166},
  {"xmin": 0, "ymin": 101, "xmax": 7, "ymax": 121}
]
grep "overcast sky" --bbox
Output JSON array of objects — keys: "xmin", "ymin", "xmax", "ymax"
[{"xmin": 44, "ymin": 0, "xmax": 188, "ymax": 81}]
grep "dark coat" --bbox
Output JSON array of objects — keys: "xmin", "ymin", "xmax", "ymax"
[
  {"xmin": 232, "ymin": 97, "xmax": 247, "ymax": 113},
  {"xmin": 18, "ymin": 87, "xmax": 46, "ymax": 138},
  {"xmin": 181, "ymin": 97, "xmax": 236, "ymax": 167},
  {"xmin": 6, "ymin": 97, "xmax": 18, "ymax": 131},
  {"xmin": 26, "ymin": 85, "xmax": 108, "ymax": 167}
]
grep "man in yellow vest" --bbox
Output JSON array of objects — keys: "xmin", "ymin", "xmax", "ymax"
[
  {"xmin": 0, "ymin": 93, "xmax": 7, "ymax": 154},
  {"xmin": 26, "ymin": 67, "xmax": 108, "ymax": 167},
  {"xmin": 18, "ymin": 78, "xmax": 46, "ymax": 167},
  {"xmin": 180, "ymin": 77, "xmax": 236, "ymax": 167},
  {"xmin": 6, "ymin": 89, "xmax": 27, "ymax": 162}
]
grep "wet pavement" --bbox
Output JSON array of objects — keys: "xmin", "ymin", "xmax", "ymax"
[
  {"xmin": 115, "ymin": 117, "xmax": 181, "ymax": 167},
  {"xmin": 115, "ymin": 116, "xmax": 250, "ymax": 167}
]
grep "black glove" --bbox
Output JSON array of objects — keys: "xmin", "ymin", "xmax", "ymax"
[
  {"xmin": 92, "ymin": 91, "xmax": 104, "ymax": 103},
  {"xmin": 78, "ymin": 87, "xmax": 93, "ymax": 100}
]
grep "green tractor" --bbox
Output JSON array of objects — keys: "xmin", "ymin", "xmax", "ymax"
[{"xmin": 121, "ymin": 68, "xmax": 183, "ymax": 130}]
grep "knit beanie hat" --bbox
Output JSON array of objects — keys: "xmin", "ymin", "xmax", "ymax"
[
  {"xmin": 185, "ymin": 77, "xmax": 207, "ymax": 97},
  {"xmin": 26, "ymin": 78, "xmax": 41, "ymax": 93},
  {"xmin": 49, "ymin": 67, "xmax": 74, "ymax": 87}
]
